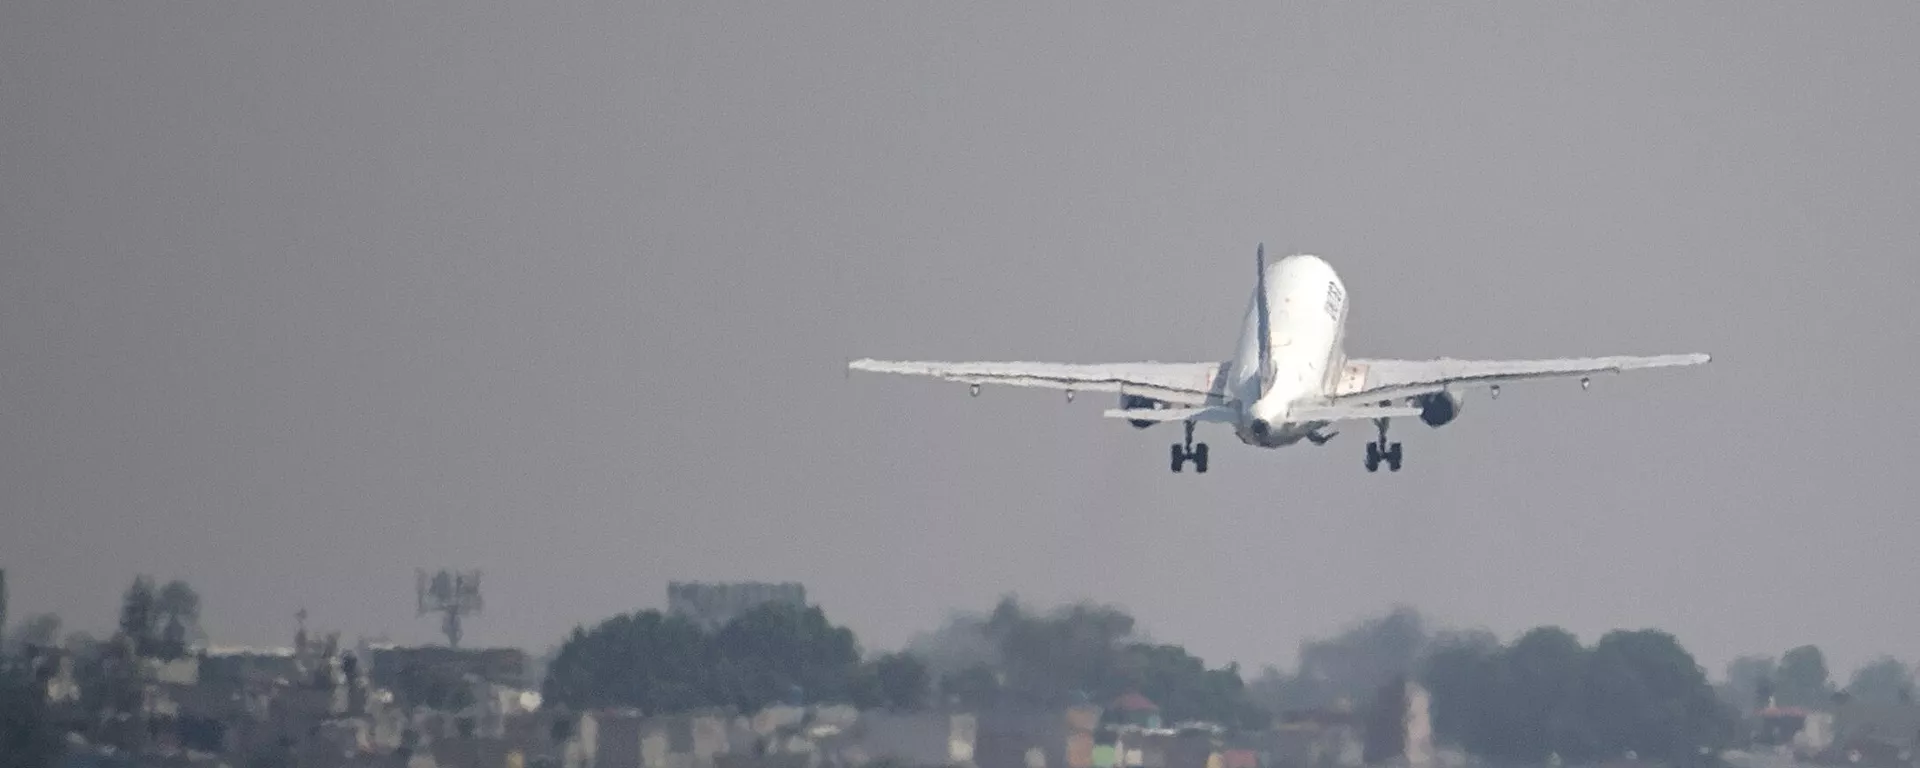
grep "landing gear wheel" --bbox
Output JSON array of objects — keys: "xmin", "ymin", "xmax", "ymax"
[
  {"xmin": 1365, "ymin": 417, "xmax": 1403, "ymax": 473},
  {"xmin": 1169, "ymin": 421, "xmax": 1207, "ymax": 474}
]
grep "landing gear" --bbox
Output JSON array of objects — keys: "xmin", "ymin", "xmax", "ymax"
[
  {"xmin": 1170, "ymin": 421, "xmax": 1209, "ymax": 473},
  {"xmin": 1364, "ymin": 417, "xmax": 1403, "ymax": 473}
]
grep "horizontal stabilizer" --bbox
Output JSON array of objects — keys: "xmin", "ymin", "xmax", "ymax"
[
  {"xmin": 1101, "ymin": 406, "xmax": 1238, "ymax": 423},
  {"xmin": 1286, "ymin": 404, "xmax": 1424, "ymax": 423}
]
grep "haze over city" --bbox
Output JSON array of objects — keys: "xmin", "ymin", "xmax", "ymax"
[{"xmin": 5, "ymin": 1, "xmax": 1919, "ymax": 683}]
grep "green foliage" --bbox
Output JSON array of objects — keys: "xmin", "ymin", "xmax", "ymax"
[
  {"xmin": 711, "ymin": 602, "xmax": 862, "ymax": 709},
  {"xmin": 394, "ymin": 661, "xmax": 478, "ymax": 711},
  {"xmin": 1421, "ymin": 626, "xmax": 1735, "ymax": 764},
  {"xmin": 982, "ymin": 597, "xmax": 1135, "ymax": 706},
  {"xmin": 1112, "ymin": 644, "xmax": 1263, "ymax": 729},
  {"xmin": 1363, "ymin": 673, "xmax": 1410, "ymax": 764},
  {"xmin": 0, "ymin": 666, "xmax": 64, "ymax": 768},
  {"xmin": 937, "ymin": 664, "xmax": 1001, "ymax": 709},
  {"xmin": 969, "ymin": 596, "xmax": 1262, "ymax": 725},
  {"xmin": 543, "ymin": 596, "xmax": 1258, "ymax": 727},
  {"xmin": 869, "ymin": 652, "xmax": 931, "ymax": 710},
  {"xmin": 1721, "ymin": 655, "xmax": 1776, "ymax": 713},
  {"xmin": 1774, "ymin": 645, "xmax": 1833, "ymax": 709},
  {"xmin": 13, "ymin": 615, "xmax": 61, "ymax": 650},
  {"xmin": 119, "ymin": 577, "xmax": 156, "ymax": 653},
  {"xmin": 1845, "ymin": 656, "xmax": 1914, "ymax": 705},
  {"xmin": 116, "ymin": 576, "xmax": 202, "ymax": 659},
  {"xmin": 543, "ymin": 603, "xmax": 865, "ymax": 713},
  {"xmin": 1570, "ymin": 630, "xmax": 1732, "ymax": 761},
  {"xmin": 1264, "ymin": 605, "xmax": 1432, "ymax": 713},
  {"xmin": 1417, "ymin": 629, "xmax": 1500, "ymax": 747},
  {"xmin": 543, "ymin": 611, "xmax": 711, "ymax": 712}
]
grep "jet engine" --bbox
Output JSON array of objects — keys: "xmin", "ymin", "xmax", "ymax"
[
  {"xmin": 1118, "ymin": 394, "xmax": 1168, "ymax": 429},
  {"xmin": 1417, "ymin": 390, "xmax": 1464, "ymax": 427}
]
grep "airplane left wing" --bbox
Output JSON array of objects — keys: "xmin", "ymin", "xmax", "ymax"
[
  {"xmin": 848, "ymin": 359, "xmax": 1232, "ymax": 406},
  {"xmin": 1329, "ymin": 353, "xmax": 1710, "ymax": 403}
]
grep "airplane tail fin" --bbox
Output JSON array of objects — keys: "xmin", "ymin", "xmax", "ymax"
[{"xmin": 1255, "ymin": 243, "xmax": 1273, "ymax": 392}]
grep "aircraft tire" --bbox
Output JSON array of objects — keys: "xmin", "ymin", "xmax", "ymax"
[
  {"xmin": 1169, "ymin": 444, "xmax": 1185, "ymax": 473},
  {"xmin": 1193, "ymin": 443, "xmax": 1209, "ymax": 473}
]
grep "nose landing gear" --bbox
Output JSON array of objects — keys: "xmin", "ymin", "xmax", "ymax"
[
  {"xmin": 1170, "ymin": 420, "xmax": 1209, "ymax": 473},
  {"xmin": 1364, "ymin": 417, "xmax": 1402, "ymax": 473}
]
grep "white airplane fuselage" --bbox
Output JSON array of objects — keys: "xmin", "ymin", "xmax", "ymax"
[{"xmin": 1225, "ymin": 254, "xmax": 1349, "ymax": 448}]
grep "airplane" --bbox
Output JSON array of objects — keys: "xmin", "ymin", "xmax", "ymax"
[{"xmin": 847, "ymin": 246, "xmax": 1710, "ymax": 474}]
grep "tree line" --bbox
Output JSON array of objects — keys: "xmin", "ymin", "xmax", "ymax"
[
  {"xmin": 542, "ymin": 596, "xmax": 1263, "ymax": 728},
  {"xmin": 541, "ymin": 601, "xmax": 929, "ymax": 714},
  {"xmin": 542, "ymin": 598, "xmax": 1920, "ymax": 766},
  {"xmin": 1418, "ymin": 626, "xmax": 1733, "ymax": 765},
  {"xmin": 11, "ymin": 578, "xmax": 1920, "ymax": 768}
]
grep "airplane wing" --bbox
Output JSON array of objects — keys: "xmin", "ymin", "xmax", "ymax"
[
  {"xmin": 848, "ymin": 359, "xmax": 1232, "ymax": 406},
  {"xmin": 1328, "ymin": 353, "xmax": 1710, "ymax": 402}
]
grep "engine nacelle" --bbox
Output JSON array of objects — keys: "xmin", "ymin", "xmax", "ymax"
[
  {"xmin": 1417, "ymin": 390, "xmax": 1463, "ymax": 427},
  {"xmin": 1118, "ymin": 394, "xmax": 1168, "ymax": 429}
]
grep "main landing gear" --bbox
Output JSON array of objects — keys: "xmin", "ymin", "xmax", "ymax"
[
  {"xmin": 1364, "ymin": 416, "xmax": 1403, "ymax": 473},
  {"xmin": 1170, "ymin": 421, "xmax": 1209, "ymax": 473}
]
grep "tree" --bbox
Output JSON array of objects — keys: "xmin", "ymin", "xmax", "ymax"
[
  {"xmin": 938, "ymin": 664, "xmax": 1001, "ymax": 709},
  {"xmin": 1284, "ymin": 605, "xmax": 1431, "ymax": 712},
  {"xmin": 154, "ymin": 580, "xmax": 203, "ymax": 652},
  {"xmin": 870, "ymin": 652, "xmax": 931, "ymax": 710},
  {"xmin": 119, "ymin": 576, "xmax": 157, "ymax": 655},
  {"xmin": 542, "ymin": 611, "xmax": 710, "ymax": 712},
  {"xmin": 1110, "ymin": 643, "xmax": 1265, "ymax": 728},
  {"xmin": 1567, "ymin": 630, "xmax": 1733, "ymax": 763},
  {"xmin": 394, "ymin": 661, "xmax": 477, "ymax": 711},
  {"xmin": 1422, "ymin": 626, "xmax": 1735, "ymax": 765},
  {"xmin": 14, "ymin": 615, "xmax": 61, "ymax": 651},
  {"xmin": 1722, "ymin": 655, "xmax": 1776, "ymax": 713},
  {"xmin": 710, "ymin": 603, "xmax": 862, "ymax": 709},
  {"xmin": 1846, "ymin": 657, "xmax": 1914, "ymax": 705},
  {"xmin": 1484, "ymin": 627, "xmax": 1590, "ymax": 763},
  {"xmin": 980, "ymin": 597, "xmax": 1135, "ymax": 707},
  {"xmin": 1418, "ymin": 634, "xmax": 1497, "ymax": 748},
  {"xmin": 541, "ymin": 603, "xmax": 866, "ymax": 714},
  {"xmin": 1363, "ymin": 673, "xmax": 1411, "ymax": 764},
  {"xmin": 1775, "ymin": 645, "xmax": 1833, "ymax": 709},
  {"xmin": 1, "ymin": 664, "xmax": 63, "ymax": 768}
]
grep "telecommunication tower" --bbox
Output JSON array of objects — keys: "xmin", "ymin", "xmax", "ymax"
[{"xmin": 415, "ymin": 569, "xmax": 483, "ymax": 648}]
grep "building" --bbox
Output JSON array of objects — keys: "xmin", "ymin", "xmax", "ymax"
[{"xmin": 666, "ymin": 582, "xmax": 807, "ymax": 631}]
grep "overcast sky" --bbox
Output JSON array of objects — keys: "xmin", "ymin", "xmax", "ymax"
[{"xmin": 4, "ymin": 2, "xmax": 1918, "ymax": 679}]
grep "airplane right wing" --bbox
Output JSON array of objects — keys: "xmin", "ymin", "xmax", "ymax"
[
  {"xmin": 1328, "ymin": 353, "xmax": 1711, "ymax": 403},
  {"xmin": 847, "ymin": 359, "xmax": 1233, "ymax": 406}
]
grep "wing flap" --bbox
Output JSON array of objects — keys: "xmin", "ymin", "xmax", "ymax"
[
  {"xmin": 848, "ymin": 359, "xmax": 1232, "ymax": 406},
  {"xmin": 1330, "ymin": 353, "xmax": 1710, "ymax": 402},
  {"xmin": 1100, "ymin": 406, "xmax": 1238, "ymax": 423}
]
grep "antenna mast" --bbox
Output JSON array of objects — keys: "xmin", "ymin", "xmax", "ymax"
[{"xmin": 415, "ymin": 568, "xmax": 483, "ymax": 648}]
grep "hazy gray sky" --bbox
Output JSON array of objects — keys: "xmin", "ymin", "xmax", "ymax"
[{"xmin": 4, "ymin": 2, "xmax": 1917, "ymax": 678}]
